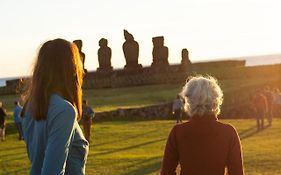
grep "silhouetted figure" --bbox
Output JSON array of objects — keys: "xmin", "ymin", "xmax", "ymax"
[
  {"xmin": 82, "ymin": 100, "xmax": 95, "ymax": 143},
  {"xmin": 0, "ymin": 102, "xmax": 7, "ymax": 141},
  {"xmin": 123, "ymin": 30, "xmax": 142, "ymax": 70},
  {"xmin": 273, "ymin": 88, "xmax": 281, "ymax": 117},
  {"xmin": 263, "ymin": 86, "xmax": 273, "ymax": 126},
  {"xmin": 73, "ymin": 39, "xmax": 87, "ymax": 73},
  {"xmin": 181, "ymin": 49, "xmax": 191, "ymax": 65},
  {"xmin": 252, "ymin": 89, "xmax": 268, "ymax": 130},
  {"xmin": 151, "ymin": 36, "xmax": 169, "ymax": 68},
  {"xmin": 97, "ymin": 38, "xmax": 113, "ymax": 72},
  {"xmin": 172, "ymin": 95, "xmax": 183, "ymax": 123},
  {"xmin": 14, "ymin": 101, "xmax": 23, "ymax": 140}
]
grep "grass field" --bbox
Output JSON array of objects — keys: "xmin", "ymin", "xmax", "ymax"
[
  {"xmin": 0, "ymin": 67, "xmax": 280, "ymax": 174},
  {"xmin": 1, "ymin": 72, "xmax": 280, "ymax": 114},
  {"xmin": 1, "ymin": 119, "xmax": 281, "ymax": 175}
]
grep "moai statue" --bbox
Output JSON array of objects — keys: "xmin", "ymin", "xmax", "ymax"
[
  {"xmin": 181, "ymin": 48, "xmax": 191, "ymax": 65},
  {"xmin": 123, "ymin": 30, "xmax": 142, "ymax": 70},
  {"xmin": 97, "ymin": 38, "xmax": 113, "ymax": 72},
  {"xmin": 73, "ymin": 39, "xmax": 87, "ymax": 72},
  {"xmin": 180, "ymin": 48, "xmax": 192, "ymax": 72},
  {"xmin": 151, "ymin": 36, "xmax": 169, "ymax": 68}
]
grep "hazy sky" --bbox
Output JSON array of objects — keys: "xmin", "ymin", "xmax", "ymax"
[{"xmin": 0, "ymin": 0, "xmax": 280, "ymax": 78}]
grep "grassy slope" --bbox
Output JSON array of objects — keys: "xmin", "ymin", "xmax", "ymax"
[
  {"xmin": 0, "ymin": 65, "xmax": 280, "ymax": 174},
  {"xmin": 1, "ymin": 119, "xmax": 281, "ymax": 175},
  {"xmin": 1, "ymin": 75, "xmax": 279, "ymax": 114}
]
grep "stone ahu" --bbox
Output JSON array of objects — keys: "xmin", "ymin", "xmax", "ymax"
[
  {"xmin": 97, "ymin": 38, "xmax": 113, "ymax": 73},
  {"xmin": 122, "ymin": 30, "xmax": 142, "ymax": 71},
  {"xmin": 151, "ymin": 36, "xmax": 169, "ymax": 69}
]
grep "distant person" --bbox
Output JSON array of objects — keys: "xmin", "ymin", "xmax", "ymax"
[
  {"xmin": 161, "ymin": 76, "xmax": 244, "ymax": 175},
  {"xmin": 82, "ymin": 99, "xmax": 95, "ymax": 143},
  {"xmin": 0, "ymin": 102, "xmax": 7, "ymax": 141},
  {"xmin": 21, "ymin": 39, "xmax": 89, "ymax": 175},
  {"xmin": 273, "ymin": 88, "xmax": 281, "ymax": 117},
  {"xmin": 251, "ymin": 88, "xmax": 268, "ymax": 130},
  {"xmin": 263, "ymin": 86, "xmax": 273, "ymax": 125},
  {"xmin": 73, "ymin": 39, "xmax": 86, "ymax": 72},
  {"xmin": 172, "ymin": 95, "xmax": 183, "ymax": 123},
  {"xmin": 14, "ymin": 101, "xmax": 23, "ymax": 140}
]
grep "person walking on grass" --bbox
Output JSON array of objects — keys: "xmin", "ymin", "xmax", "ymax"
[
  {"xmin": 161, "ymin": 76, "xmax": 244, "ymax": 175},
  {"xmin": 252, "ymin": 88, "xmax": 268, "ymax": 130},
  {"xmin": 273, "ymin": 88, "xmax": 281, "ymax": 117},
  {"xmin": 0, "ymin": 102, "xmax": 7, "ymax": 141},
  {"xmin": 263, "ymin": 86, "xmax": 273, "ymax": 126},
  {"xmin": 82, "ymin": 99, "xmax": 95, "ymax": 143},
  {"xmin": 14, "ymin": 101, "xmax": 23, "ymax": 140},
  {"xmin": 21, "ymin": 38, "xmax": 89, "ymax": 175},
  {"xmin": 172, "ymin": 95, "xmax": 183, "ymax": 123}
]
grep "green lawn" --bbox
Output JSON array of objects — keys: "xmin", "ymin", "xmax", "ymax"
[
  {"xmin": 0, "ymin": 70, "xmax": 280, "ymax": 175},
  {"xmin": 1, "ymin": 71, "xmax": 279, "ymax": 114},
  {"xmin": 1, "ymin": 119, "xmax": 281, "ymax": 175}
]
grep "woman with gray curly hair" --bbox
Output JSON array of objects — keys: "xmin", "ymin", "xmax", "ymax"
[{"xmin": 161, "ymin": 75, "xmax": 244, "ymax": 175}]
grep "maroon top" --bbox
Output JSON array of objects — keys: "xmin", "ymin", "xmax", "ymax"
[{"xmin": 161, "ymin": 116, "xmax": 244, "ymax": 175}]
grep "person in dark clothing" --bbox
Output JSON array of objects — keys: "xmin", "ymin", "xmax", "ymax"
[
  {"xmin": 252, "ymin": 89, "xmax": 268, "ymax": 130},
  {"xmin": 263, "ymin": 86, "xmax": 273, "ymax": 126},
  {"xmin": 82, "ymin": 100, "xmax": 95, "ymax": 143},
  {"xmin": 161, "ymin": 76, "xmax": 244, "ymax": 175},
  {"xmin": 0, "ymin": 102, "xmax": 7, "ymax": 141},
  {"xmin": 172, "ymin": 95, "xmax": 183, "ymax": 123},
  {"xmin": 14, "ymin": 101, "xmax": 23, "ymax": 140}
]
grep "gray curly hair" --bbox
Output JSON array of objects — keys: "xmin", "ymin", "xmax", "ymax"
[{"xmin": 181, "ymin": 75, "xmax": 223, "ymax": 117}]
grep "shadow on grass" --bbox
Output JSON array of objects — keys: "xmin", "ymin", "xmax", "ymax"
[
  {"xmin": 120, "ymin": 157, "xmax": 162, "ymax": 175},
  {"xmin": 92, "ymin": 129, "xmax": 159, "ymax": 148},
  {"xmin": 1, "ymin": 154, "xmax": 27, "ymax": 163},
  {"xmin": 3, "ymin": 166, "xmax": 30, "ymax": 175},
  {"xmin": 94, "ymin": 138, "xmax": 166, "ymax": 157},
  {"xmin": 239, "ymin": 124, "xmax": 271, "ymax": 140},
  {"xmin": 0, "ymin": 144, "xmax": 24, "ymax": 152},
  {"xmin": 4, "ymin": 123, "xmax": 19, "ymax": 135}
]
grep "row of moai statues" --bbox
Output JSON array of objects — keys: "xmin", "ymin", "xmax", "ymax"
[{"xmin": 73, "ymin": 30, "xmax": 191, "ymax": 73}]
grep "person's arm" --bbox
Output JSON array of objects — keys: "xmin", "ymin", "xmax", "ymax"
[
  {"xmin": 227, "ymin": 127, "xmax": 244, "ymax": 175},
  {"xmin": 2, "ymin": 108, "xmax": 7, "ymax": 116},
  {"xmin": 41, "ymin": 105, "xmax": 76, "ymax": 175},
  {"xmin": 161, "ymin": 126, "xmax": 179, "ymax": 175},
  {"xmin": 263, "ymin": 96, "xmax": 268, "ymax": 114},
  {"xmin": 89, "ymin": 107, "xmax": 95, "ymax": 118},
  {"xmin": 172, "ymin": 101, "xmax": 176, "ymax": 113}
]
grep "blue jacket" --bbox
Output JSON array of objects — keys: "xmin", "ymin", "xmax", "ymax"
[
  {"xmin": 14, "ymin": 104, "xmax": 22, "ymax": 123},
  {"xmin": 22, "ymin": 94, "xmax": 89, "ymax": 175}
]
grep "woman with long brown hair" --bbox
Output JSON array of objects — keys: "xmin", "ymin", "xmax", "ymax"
[{"xmin": 21, "ymin": 38, "xmax": 89, "ymax": 175}]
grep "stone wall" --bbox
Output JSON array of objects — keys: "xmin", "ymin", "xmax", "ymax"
[
  {"xmin": 0, "ymin": 60, "xmax": 245, "ymax": 95},
  {"xmin": 93, "ymin": 102, "xmax": 173, "ymax": 122},
  {"xmin": 0, "ymin": 79, "xmax": 23, "ymax": 95},
  {"xmin": 92, "ymin": 100, "xmax": 254, "ymax": 122},
  {"xmin": 83, "ymin": 60, "xmax": 246, "ymax": 89}
]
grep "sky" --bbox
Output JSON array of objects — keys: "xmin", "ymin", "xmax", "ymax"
[{"xmin": 0, "ymin": 0, "xmax": 281, "ymax": 78}]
